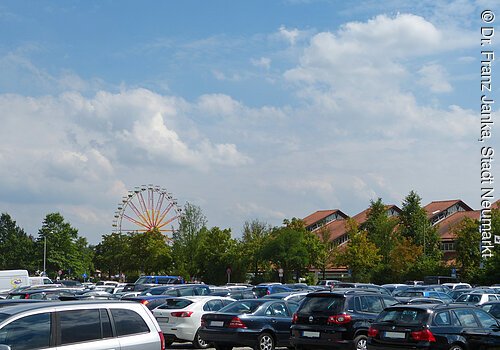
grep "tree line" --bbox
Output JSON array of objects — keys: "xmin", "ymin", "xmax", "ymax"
[{"xmin": 1, "ymin": 191, "xmax": 499, "ymax": 285}]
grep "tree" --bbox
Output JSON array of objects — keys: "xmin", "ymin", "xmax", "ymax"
[
  {"xmin": 315, "ymin": 225, "xmax": 338, "ymax": 280},
  {"xmin": 128, "ymin": 229, "xmax": 172, "ymax": 275},
  {"xmin": 262, "ymin": 224, "xmax": 310, "ymax": 282},
  {"xmin": 171, "ymin": 203, "xmax": 207, "ymax": 279},
  {"xmin": 0, "ymin": 213, "xmax": 36, "ymax": 272},
  {"xmin": 363, "ymin": 198, "xmax": 398, "ymax": 265},
  {"xmin": 478, "ymin": 206, "xmax": 500, "ymax": 284},
  {"xmin": 194, "ymin": 227, "xmax": 238, "ymax": 284},
  {"xmin": 338, "ymin": 219, "xmax": 381, "ymax": 282},
  {"xmin": 94, "ymin": 232, "xmax": 130, "ymax": 279},
  {"xmin": 36, "ymin": 213, "xmax": 81, "ymax": 279},
  {"xmin": 399, "ymin": 191, "xmax": 442, "ymax": 260},
  {"xmin": 387, "ymin": 235, "xmax": 423, "ymax": 282},
  {"xmin": 241, "ymin": 219, "xmax": 271, "ymax": 283},
  {"xmin": 454, "ymin": 217, "xmax": 481, "ymax": 282}
]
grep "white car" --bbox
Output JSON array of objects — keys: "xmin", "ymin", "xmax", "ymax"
[
  {"xmin": 153, "ymin": 295, "xmax": 235, "ymax": 348},
  {"xmin": 455, "ymin": 293, "xmax": 500, "ymax": 305}
]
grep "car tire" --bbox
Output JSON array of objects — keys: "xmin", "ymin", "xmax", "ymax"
[
  {"xmin": 448, "ymin": 345, "xmax": 464, "ymax": 350},
  {"xmin": 254, "ymin": 332, "xmax": 275, "ymax": 350},
  {"xmin": 193, "ymin": 329, "xmax": 210, "ymax": 349},
  {"xmin": 165, "ymin": 339, "xmax": 174, "ymax": 347},
  {"xmin": 354, "ymin": 334, "xmax": 367, "ymax": 350}
]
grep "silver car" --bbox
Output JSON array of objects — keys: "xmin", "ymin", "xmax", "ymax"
[{"xmin": 0, "ymin": 300, "xmax": 165, "ymax": 350}]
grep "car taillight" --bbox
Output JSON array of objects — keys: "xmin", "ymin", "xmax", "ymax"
[
  {"xmin": 292, "ymin": 313, "xmax": 298, "ymax": 324},
  {"xmin": 228, "ymin": 317, "xmax": 247, "ymax": 328},
  {"xmin": 267, "ymin": 290, "xmax": 270, "ymax": 295},
  {"xmin": 159, "ymin": 331, "xmax": 165, "ymax": 350},
  {"xmin": 327, "ymin": 313, "xmax": 352, "ymax": 325},
  {"xmin": 368, "ymin": 326, "xmax": 379, "ymax": 337},
  {"xmin": 25, "ymin": 294, "xmax": 30, "ymax": 299},
  {"xmin": 411, "ymin": 329, "xmax": 436, "ymax": 342},
  {"xmin": 140, "ymin": 300, "xmax": 149, "ymax": 306},
  {"xmin": 171, "ymin": 311, "xmax": 193, "ymax": 317}
]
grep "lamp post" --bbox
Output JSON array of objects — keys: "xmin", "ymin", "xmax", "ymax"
[{"xmin": 43, "ymin": 235, "xmax": 47, "ymax": 276}]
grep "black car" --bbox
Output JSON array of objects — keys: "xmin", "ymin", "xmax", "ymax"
[
  {"xmin": 289, "ymin": 290, "xmax": 399, "ymax": 350},
  {"xmin": 199, "ymin": 298, "xmax": 299, "ymax": 350},
  {"xmin": 367, "ymin": 303, "xmax": 500, "ymax": 349},
  {"xmin": 480, "ymin": 301, "xmax": 500, "ymax": 319},
  {"xmin": 140, "ymin": 284, "xmax": 211, "ymax": 297}
]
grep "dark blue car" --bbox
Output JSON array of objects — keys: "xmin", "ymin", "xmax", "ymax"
[
  {"xmin": 253, "ymin": 284, "xmax": 293, "ymax": 298},
  {"xmin": 199, "ymin": 298, "xmax": 299, "ymax": 350}
]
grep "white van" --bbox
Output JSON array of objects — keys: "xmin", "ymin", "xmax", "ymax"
[
  {"xmin": 0, "ymin": 270, "xmax": 30, "ymax": 291},
  {"xmin": 28, "ymin": 276, "xmax": 54, "ymax": 286}
]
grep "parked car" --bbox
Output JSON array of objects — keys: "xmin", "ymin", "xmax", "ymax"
[
  {"xmin": 264, "ymin": 291, "xmax": 310, "ymax": 304},
  {"xmin": 381, "ymin": 284, "xmax": 410, "ymax": 295},
  {"xmin": 141, "ymin": 284, "xmax": 211, "ymax": 297},
  {"xmin": 210, "ymin": 287, "xmax": 256, "ymax": 300},
  {"xmin": 123, "ymin": 295, "xmax": 181, "ymax": 311},
  {"xmin": 480, "ymin": 301, "xmax": 500, "ymax": 319},
  {"xmin": 123, "ymin": 275, "xmax": 185, "ymax": 292},
  {"xmin": 367, "ymin": 303, "xmax": 500, "ymax": 349},
  {"xmin": 200, "ymin": 298, "xmax": 299, "ymax": 350},
  {"xmin": 334, "ymin": 283, "xmax": 391, "ymax": 296},
  {"xmin": 448, "ymin": 288, "xmax": 472, "ymax": 301},
  {"xmin": 153, "ymin": 296, "xmax": 235, "ymax": 348},
  {"xmin": 394, "ymin": 291, "xmax": 453, "ymax": 304},
  {"xmin": 454, "ymin": 292, "xmax": 500, "ymax": 305},
  {"xmin": 317, "ymin": 280, "xmax": 342, "ymax": 288},
  {"xmin": 442, "ymin": 282, "xmax": 472, "ymax": 290},
  {"xmin": 0, "ymin": 300, "xmax": 165, "ymax": 349},
  {"xmin": 289, "ymin": 290, "xmax": 399, "ymax": 350},
  {"xmin": 6, "ymin": 288, "xmax": 76, "ymax": 300},
  {"xmin": 404, "ymin": 298, "xmax": 445, "ymax": 305},
  {"xmin": 253, "ymin": 284, "xmax": 294, "ymax": 298}
]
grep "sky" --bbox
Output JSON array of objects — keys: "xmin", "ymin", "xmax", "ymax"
[{"xmin": 0, "ymin": 0, "xmax": 498, "ymax": 244}]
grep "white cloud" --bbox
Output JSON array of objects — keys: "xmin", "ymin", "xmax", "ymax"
[
  {"xmin": 251, "ymin": 57, "xmax": 272, "ymax": 69},
  {"xmin": 418, "ymin": 64, "xmax": 452, "ymax": 93}
]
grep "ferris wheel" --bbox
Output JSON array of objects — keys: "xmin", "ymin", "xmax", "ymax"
[{"xmin": 112, "ymin": 184, "xmax": 182, "ymax": 236}]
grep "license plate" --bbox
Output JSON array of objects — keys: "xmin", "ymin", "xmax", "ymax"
[
  {"xmin": 211, "ymin": 321, "xmax": 224, "ymax": 327},
  {"xmin": 157, "ymin": 317, "xmax": 169, "ymax": 323},
  {"xmin": 384, "ymin": 331, "xmax": 406, "ymax": 339},
  {"xmin": 302, "ymin": 331, "xmax": 320, "ymax": 338}
]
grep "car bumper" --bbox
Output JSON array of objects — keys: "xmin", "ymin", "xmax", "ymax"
[
  {"xmin": 198, "ymin": 328, "xmax": 260, "ymax": 347},
  {"xmin": 290, "ymin": 327, "xmax": 354, "ymax": 349}
]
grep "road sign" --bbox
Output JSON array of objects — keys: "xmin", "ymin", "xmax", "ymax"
[{"xmin": 278, "ymin": 268, "xmax": 284, "ymax": 277}]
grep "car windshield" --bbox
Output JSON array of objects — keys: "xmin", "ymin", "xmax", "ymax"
[
  {"xmin": 456, "ymin": 294, "xmax": 481, "ymax": 303},
  {"xmin": 219, "ymin": 300, "xmax": 265, "ymax": 314},
  {"xmin": 157, "ymin": 298, "xmax": 193, "ymax": 309},
  {"xmin": 377, "ymin": 309, "xmax": 429, "ymax": 325},
  {"xmin": 397, "ymin": 291, "xmax": 424, "ymax": 297},
  {"xmin": 253, "ymin": 287, "xmax": 269, "ymax": 298},
  {"xmin": 299, "ymin": 295, "xmax": 344, "ymax": 314}
]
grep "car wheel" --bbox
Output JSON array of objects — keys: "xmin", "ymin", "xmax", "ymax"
[
  {"xmin": 255, "ymin": 332, "xmax": 275, "ymax": 350},
  {"xmin": 448, "ymin": 345, "xmax": 464, "ymax": 350},
  {"xmin": 354, "ymin": 335, "xmax": 367, "ymax": 350},
  {"xmin": 193, "ymin": 330, "xmax": 210, "ymax": 349},
  {"xmin": 165, "ymin": 339, "xmax": 174, "ymax": 347}
]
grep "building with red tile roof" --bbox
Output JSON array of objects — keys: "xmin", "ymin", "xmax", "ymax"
[{"xmin": 424, "ymin": 200, "xmax": 474, "ymax": 225}]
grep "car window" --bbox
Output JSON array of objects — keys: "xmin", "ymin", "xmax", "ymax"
[
  {"xmin": 158, "ymin": 299, "xmax": 192, "ymax": 309},
  {"xmin": 266, "ymin": 302, "xmax": 288, "ymax": 317},
  {"xmin": 164, "ymin": 289, "xmax": 180, "ymax": 296},
  {"xmin": 196, "ymin": 287, "xmax": 210, "ymax": 296},
  {"xmin": 378, "ymin": 309, "xmax": 428, "ymax": 325},
  {"xmin": 382, "ymin": 297, "xmax": 399, "ymax": 307},
  {"xmin": 220, "ymin": 300, "xmax": 264, "ymax": 314},
  {"xmin": 60, "ymin": 309, "xmax": 102, "ymax": 345},
  {"xmin": 0, "ymin": 312, "xmax": 51, "ymax": 350},
  {"xmin": 358, "ymin": 296, "xmax": 384, "ymax": 313},
  {"xmin": 300, "ymin": 296, "xmax": 344, "ymax": 314},
  {"xmin": 111, "ymin": 309, "xmax": 150, "ymax": 336},
  {"xmin": 204, "ymin": 300, "xmax": 224, "ymax": 311},
  {"xmin": 489, "ymin": 295, "xmax": 498, "ymax": 301},
  {"xmin": 179, "ymin": 288, "xmax": 194, "ymax": 296},
  {"xmin": 453, "ymin": 309, "xmax": 480, "ymax": 327},
  {"xmin": 473, "ymin": 309, "xmax": 498, "ymax": 328},
  {"xmin": 434, "ymin": 311, "xmax": 451, "ymax": 326}
]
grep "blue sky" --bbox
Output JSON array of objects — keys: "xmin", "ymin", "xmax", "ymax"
[{"xmin": 0, "ymin": 0, "xmax": 497, "ymax": 244}]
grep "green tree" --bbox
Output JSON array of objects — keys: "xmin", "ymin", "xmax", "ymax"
[
  {"xmin": 94, "ymin": 232, "xmax": 130, "ymax": 279},
  {"xmin": 128, "ymin": 229, "xmax": 172, "ymax": 275},
  {"xmin": 399, "ymin": 191, "xmax": 442, "ymax": 260},
  {"xmin": 338, "ymin": 219, "xmax": 381, "ymax": 282},
  {"xmin": 171, "ymin": 203, "xmax": 207, "ymax": 279},
  {"xmin": 37, "ymin": 213, "xmax": 81, "ymax": 279},
  {"xmin": 315, "ymin": 225, "xmax": 338, "ymax": 280},
  {"xmin": 478, "ymin": 206, "xmax": 500, "ymax": 284},
  {"xmin": 241, "ymin": 219, "xmax": 271, "ymax": 284},
  {"xmin": 0, "ymin": 213, "xmax": 36, "ymax": 272},
  {"xmin": 262, "ymin": 224, "xmax": 310, "ymax": 282},
  {"xmin": 454, "ymin": 217, "xmax": 481, "ymax": 282},
  {"xmin": 194, "ymin": 227, "xmax": 238, "ymax": 284},
  {"xmin": 363, "ymin": 198, "xmax": 398, "ymax": 265}
]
